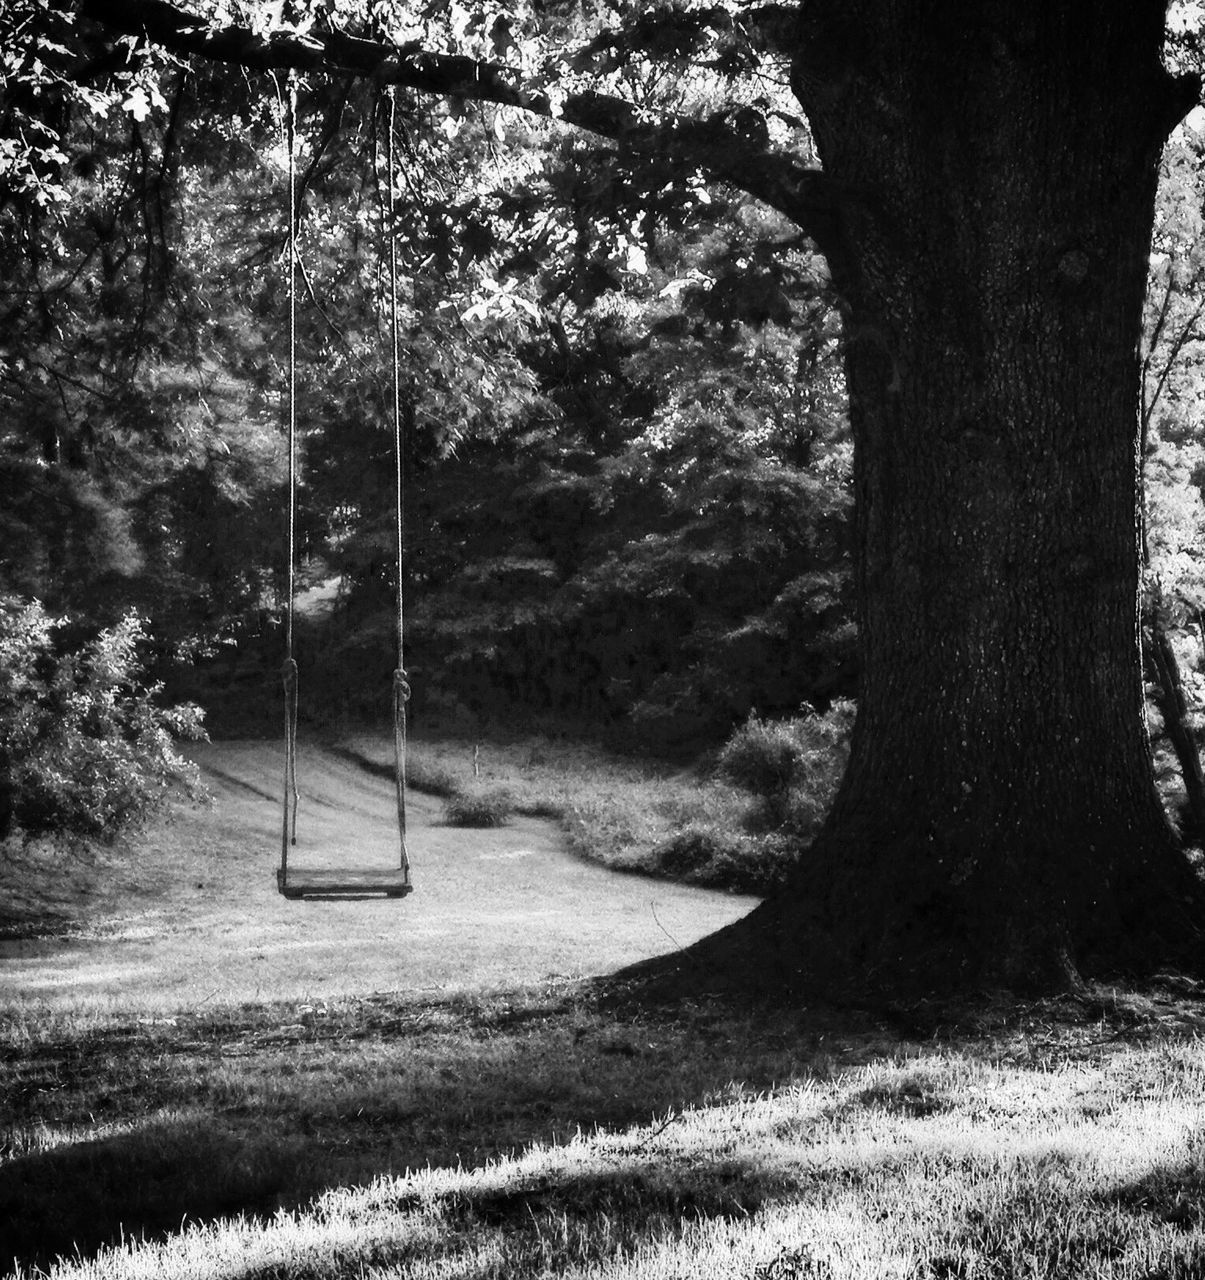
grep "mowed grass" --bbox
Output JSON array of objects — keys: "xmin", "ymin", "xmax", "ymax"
[
  {"xmin": 2, "ymin": 735, "xmax": 762, "ymax": 1012},
  {"xmin": 5, "ymin": 984, "xmax": 1205, "ymax": 1279}
]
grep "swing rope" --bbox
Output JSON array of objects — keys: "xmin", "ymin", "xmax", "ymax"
[
  {"xmin": 281, "ymin": 70, "xmax": 299, "ymax": 880},
  {"xmin": 386, "ymin": 87, "xmax": 411, "ymax": 876}
]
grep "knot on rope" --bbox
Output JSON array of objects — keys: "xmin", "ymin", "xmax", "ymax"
[
  {"xmin": 281, "ymin": 657, "xmax": 299, "ymax": 693},
  {"xmin": 393, "ymin": 668, "xmax": 411, "ymax": 705}
]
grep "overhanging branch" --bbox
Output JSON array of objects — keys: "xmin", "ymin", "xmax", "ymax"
[{"xmin": 62, "ymin": 0, "xmax": 839, "ymax": 252}]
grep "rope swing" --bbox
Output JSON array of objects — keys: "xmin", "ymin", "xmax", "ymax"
[
  {"xmin": 387, "ymin": 86, "xmax": 412, "ymax": 878},
  {"xmin": 276, "ymin": 74, "xmax": 413, "ymax": 901},
  {"xmin": 280, "ymin": 69, "xmax": 300, "ymax": 881}
]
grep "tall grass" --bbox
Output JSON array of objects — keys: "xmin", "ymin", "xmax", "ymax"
[{"xmin": 341, "ymin": 726, "xmax": 831, "ymax": 894}]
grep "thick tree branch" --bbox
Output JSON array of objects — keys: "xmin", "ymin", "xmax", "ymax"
[
  {"xmin": 571, "ymin": 3, "xmax": 807, "ymax": 69},
  {"xmin": 60, "ymin": 0, "xmax": 840, "ymax": 255}
]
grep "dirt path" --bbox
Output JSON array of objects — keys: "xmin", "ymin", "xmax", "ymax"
[{"xmin": 0, "ymin": 740, "xmax": 756, "ymax": 1014}]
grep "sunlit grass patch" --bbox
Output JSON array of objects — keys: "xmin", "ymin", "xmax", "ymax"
[
  {"xmin": 402, "ymin": 748, "xmax": 460, "ymax": 797},
  {"xmin": 9, "ymin": 1002, "xmax": 1205, "ymax": 1280}
]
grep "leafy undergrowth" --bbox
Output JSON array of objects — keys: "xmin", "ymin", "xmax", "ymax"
[{"xmin": 4, "ymin": 983, "xmax": 1205, "ymax": 1278}]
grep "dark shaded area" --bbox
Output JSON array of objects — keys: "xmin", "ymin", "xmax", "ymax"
[
  {"xmin": 604, "ymin": 836, "xmax": 1205, "ymax": 1005},
  {"xmin": 442, "ymin": 1155, "xmax": 776, "ymax": 1229},
  {"xmin": 1105, "ymin": 1154, "xmax": 1205, "ymax": 1233},
  {"xmin": 0, "ymin": 1121, "xmax": 309, "ymax": 1276},
  {"xmin": 600, "ymin": 957, "xmax": 1205, "ymax": 1045}
]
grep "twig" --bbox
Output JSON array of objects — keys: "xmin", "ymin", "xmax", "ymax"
[{"xmin": 650, "ymin": 901, "xmax": 684, "ymax": 952}]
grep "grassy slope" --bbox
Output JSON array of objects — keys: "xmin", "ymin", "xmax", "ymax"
[{"xmin": 0, "ymin": 738, "xmax": 755, "ymax": 1011}]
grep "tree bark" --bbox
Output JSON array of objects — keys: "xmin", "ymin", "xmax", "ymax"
[{"xmin": 676, "ymin": 3, "xmax": 1205, "ymax": 997}]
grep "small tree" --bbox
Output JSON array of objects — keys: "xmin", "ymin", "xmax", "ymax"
[{"xmin": 0, "ymin": 598, "xmax": 205, "ymax": 841}]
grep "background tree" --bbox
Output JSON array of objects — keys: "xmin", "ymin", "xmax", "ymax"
[{"xmin": 1141, "ymin": 108, "xmax": 1205, "ymax": 837}]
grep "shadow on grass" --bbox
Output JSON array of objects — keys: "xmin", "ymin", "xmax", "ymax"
[
  {"xmin": 1105, "ymin": 1152, "xmax": 1205, "ymax": 1232},
  {"xmin": 0, "ymin": 1118, "xmax": 312, "ymax": 1275},
  {"xmin": 3, "ymin": 1129, "xmax": 791, "ymax": 1280},
  {"xmin": 908, "ymin": 1156, "xmax": 1205, "ymax": 1280},
  {"xmin": 7, "ymin": 980, "xmax": 1205, "ymax": 1276},
  {"xmin": 0, "ymin": 1119, "xmax": 783, "ymax": 1277},
  {"xmin": 0, "ymin": 989, "xmax": 872, "ymax": 1276}
]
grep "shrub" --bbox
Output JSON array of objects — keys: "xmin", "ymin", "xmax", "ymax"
[
  {"xmin": 443, "ymin": 784, "xmax": 514, "ymax": 827},
  {"xmin": 717, "ymin": 701, "xmax": 854, "ymax": 833},
  {"xmin": 715, "ymin": 716, "xmax": 803, "ymax": 800},
  {"xmin": 652, "ymin": 825, "xmax": 802, "ymax": 894},
  {"xmin": 654, "ymin": 825, "xmax": 733, "ymax": 878},
  {"xmin": 0, "ymin": 597, "xmax": 206, "ymax": 840}
]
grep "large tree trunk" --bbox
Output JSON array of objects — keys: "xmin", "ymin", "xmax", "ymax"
[{"xmin": 678, "ymin": 4, "xmax": 1205, "ymax": 997}]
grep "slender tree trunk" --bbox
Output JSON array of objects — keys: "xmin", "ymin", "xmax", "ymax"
[
  {"xmin": 674, "ymin": 4, "xmax": 1205, "ymax": 996},
  {"xmin": 0, "ymin": 751, "xmax": 12, "ymax": 843},
  {"xmin": 1145, "ymin": 616, "xmax": 1205, "ymax": 839}
]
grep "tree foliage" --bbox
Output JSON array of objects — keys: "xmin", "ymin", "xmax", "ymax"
[
  {"xmin": 0, "ymin": 0, "xmax": 858, "ymax": 750},
  {"xmin": 1145, "ymin": 108, "xmax": 1205, "ymax": 619},
  {"xmin": 1, "ymin": 0, "xmax": 1202, "ymax": 755}
]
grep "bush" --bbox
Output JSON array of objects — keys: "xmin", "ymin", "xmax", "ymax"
[
  {"xmin": 0, "ymin": 598, "xmax": 206, "ymax": 840},
  {"xmin": 443, "ymin": 784, "xmax": 514, "ymax": 827},
  {"xmin": 715, "ymin": 716, "xmax": 803, "ymax": 800},
  {"xmin": 717, "ymin": 701, "xmax": 854, "ymax": 833}
]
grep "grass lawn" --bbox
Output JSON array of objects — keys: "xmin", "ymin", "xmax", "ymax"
[
  {"xmin": 5, "ymin": 736, "xmax": 1205, "ymax": 1278},
  {"xmin": 0, "ymin": 737, "xmax": 755, "ymax": 1011}
]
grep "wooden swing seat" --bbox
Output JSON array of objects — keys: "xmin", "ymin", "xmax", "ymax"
[{"xmin": 277, "ymin": 867, "xmax": 413, "ymax": 899}]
